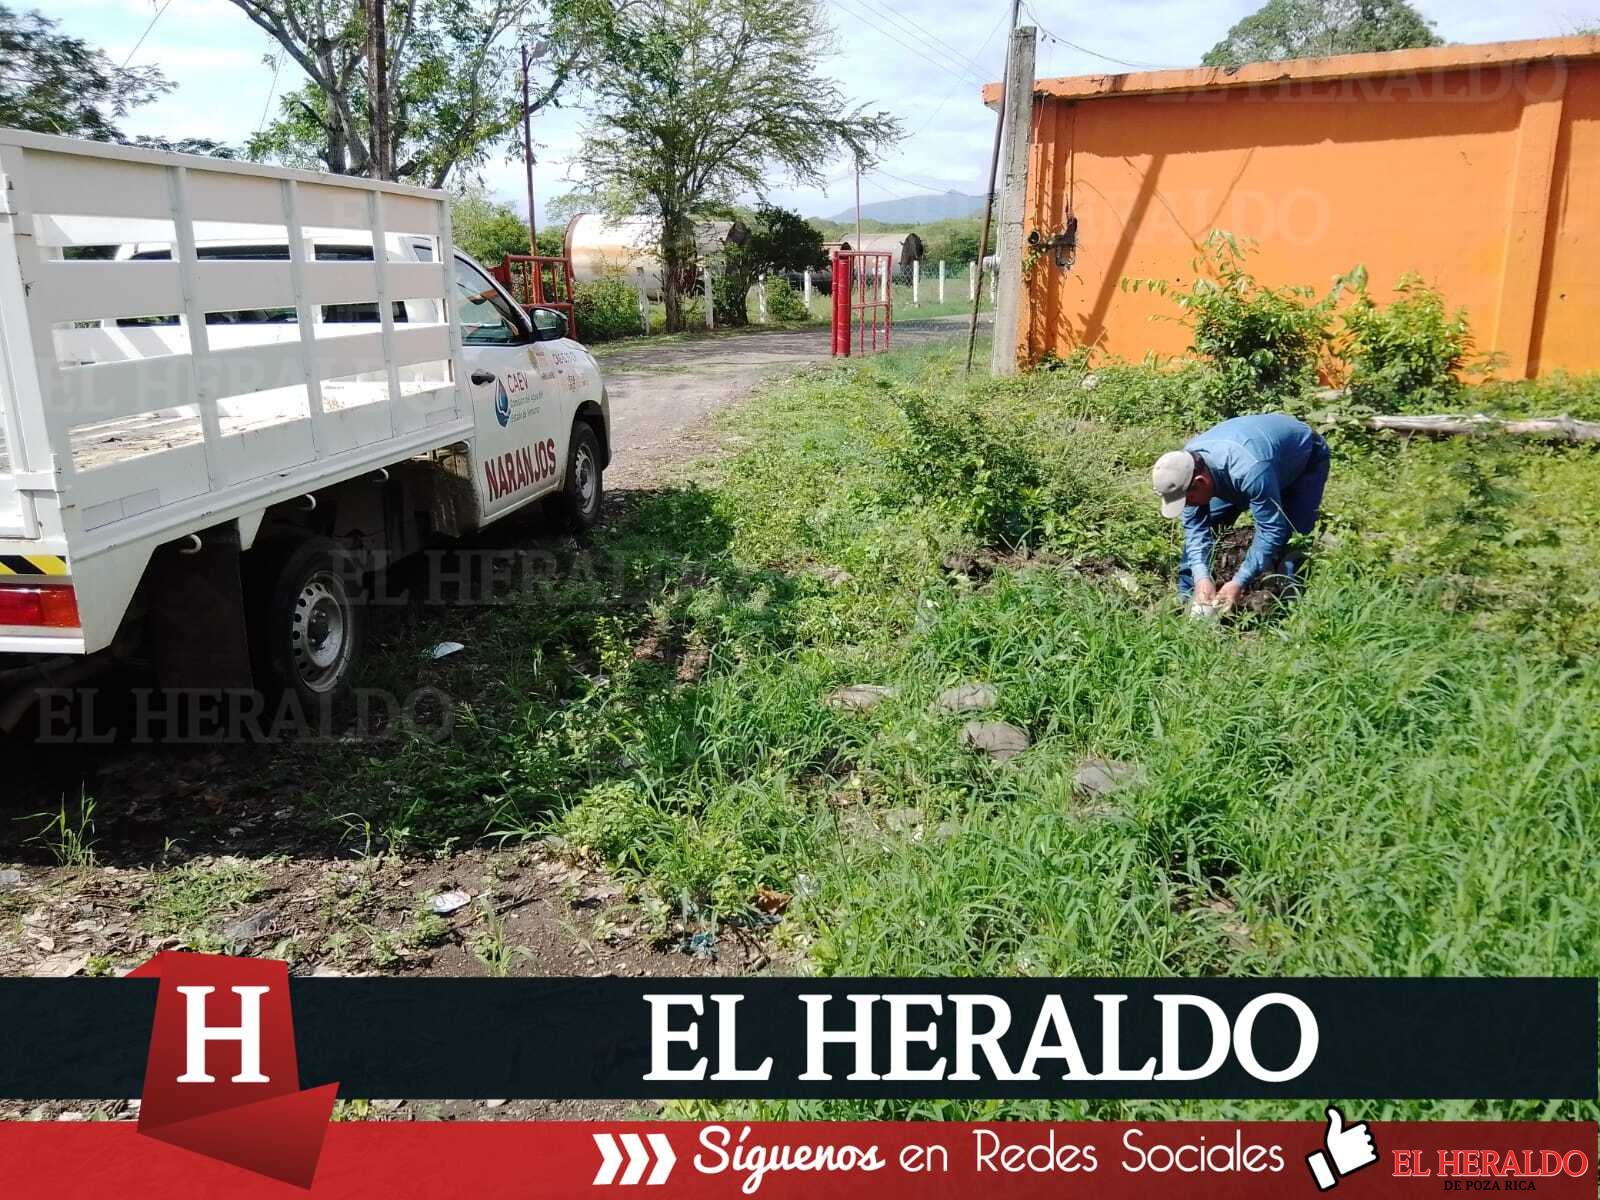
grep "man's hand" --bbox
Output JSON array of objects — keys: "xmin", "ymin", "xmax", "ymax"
[
  {"xmin": 1217, "ymin": 580, "xmax": 1245, "ymax": 611},
  {"xmin": 1193, "ymin": 578, "xmax": 1218, "ymax": 605}
]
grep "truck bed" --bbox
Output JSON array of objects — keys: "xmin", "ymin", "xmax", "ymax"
[
  {"xmin": 0, "ymin": 128, "xmax": 476, "ymax": 653},
  {"xmin": 68, "ymin": 378, "xmax": 442, "ymax": 471}
]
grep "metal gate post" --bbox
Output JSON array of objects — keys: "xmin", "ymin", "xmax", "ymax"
[
  {"xmin": 884, "ymin": 252, "xmax": 892, "ymax": 350},
  {"xmin": 831, "ymin": 251, "xmax": 851, "ymax": 357}
]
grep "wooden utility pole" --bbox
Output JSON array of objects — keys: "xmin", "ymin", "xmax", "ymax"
[
  {"xmin": 365, "ymin": 0, "xmax": 390, "ymax": 179},
  {"xmin": 966, "ymin": 0, "xmax": 1022, "ymax": 374},
  {"xmin": 990, "ymin": 24, "xmax": 1036, "ymax": 377},
  {"xmin": 521, "ymin": 44, "xmax": 538, "ymax": 253}
]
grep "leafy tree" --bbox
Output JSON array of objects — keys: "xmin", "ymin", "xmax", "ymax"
[
  {"xmin": 748, "ymin": 205, "xmax": 827, "ymax": 274},
  {"xmin": 534, "ymin": 225, "xmax": 565, "ymax": 257},
  {"xmin": 718, "ymin": 203, "xmax": 825, "ymax": 321},
  {"xmin": 235, "ymin": 0, "xmax": 584, "ymax": 186},
  {"xmin": 0, "ymin": 5, "xmax": 170, "ymax": 140},
  {"xmin": 450, "ymin": 188, "xmax": 531, "ymax": 265},
  {"xmin": 1202, "ymin": 0, "xmax": 1440, "ymax": 67},
  {"xmin": 555, "ymin": 0, "xmax": 899, "ymax": 331},
  {"xmin": 918, "ymin": 217, "xmax": 982, "ymax": 266}
]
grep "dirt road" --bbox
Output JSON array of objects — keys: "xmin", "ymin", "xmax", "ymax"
[{"xmin": 600, "ymin": 317, "xmax": 984, "ymax": 488}]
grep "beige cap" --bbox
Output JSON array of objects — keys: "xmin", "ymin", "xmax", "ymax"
[{"xmin": 1152, "ymin": 451, "xmax": 1196, "ymax": 518}]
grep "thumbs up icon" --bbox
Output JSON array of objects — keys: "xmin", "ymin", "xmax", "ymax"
[{"xmin": 1307, "ymin": 1106, "xmax": 1378, "ymax": 1191}]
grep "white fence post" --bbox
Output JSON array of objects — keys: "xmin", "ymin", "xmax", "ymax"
[
  {"xmin": 939, "ymin": 260, "xmax": 946, "ymax": 304},
  {"xmin": 703, "ymin": 267, "xmax": 714, "ymax": 329},
  {"xmin": 635, "ymin": 266, "xmax": 649, "ymax": 335},
  {"xmin": 757, "ymin": 273, "xmax": 767, "ymax": 323},
  {"xmin": 989, "ymin": 262, "xmax": 998, "ymax": 303},
  {"xmin": 912, "ymin": 259, "xmax": 920, "ymax": 307},
  {"xmin": 969, "ymin": 260, "xmax": 977, "ymax": 301},
  {"xmin": 803, "ymin": 267, "xmax": 812, "ymax": 313},
  {"xmin": 880, "ymin": 260, "xmax": 889, "ymax": 303}
]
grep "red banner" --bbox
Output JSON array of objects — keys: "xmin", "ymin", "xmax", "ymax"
[{"xmin": 0, "ymin": 1120, "xmax": 1591, "ymax": 1198}]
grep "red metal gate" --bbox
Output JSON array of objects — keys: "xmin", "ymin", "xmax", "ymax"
[
  {"xmin": 830, "ymin": 250, "xmax": 892, "ymax": 356},
  {"xmin": 491, "ymin": 253, "xmax": 576, "ymax": 326}
]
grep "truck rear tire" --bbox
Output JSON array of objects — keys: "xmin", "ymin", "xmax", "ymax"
[
  {"xmin": 557, "ymin": 422, "xmax": 604, "ymax": 531},
  {"xmin": 251, "ymin": 537, "xmax": 364, "ymax": 718}
]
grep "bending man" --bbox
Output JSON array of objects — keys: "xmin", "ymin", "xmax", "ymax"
[{"xmin": 1150, "ymin": 413, "xmax": 1331, "ymax": 609}]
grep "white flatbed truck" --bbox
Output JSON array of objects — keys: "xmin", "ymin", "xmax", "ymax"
[{"xmin": 0, "ymin": 130, "xmax": 611, "ymax": 727}]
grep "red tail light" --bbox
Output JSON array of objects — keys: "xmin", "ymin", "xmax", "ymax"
[{"xmin": 0, "ymin": 585, "xmax": 80, "ymax": 629}]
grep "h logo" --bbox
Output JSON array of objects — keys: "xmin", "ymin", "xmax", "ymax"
[
  {"xmin": 175, "ymin": 986, "xmax": 272, "ymax": 1084},
  {"xmin": 130, "ymin": 951, "xmax": 338, "ymax": 1187}
]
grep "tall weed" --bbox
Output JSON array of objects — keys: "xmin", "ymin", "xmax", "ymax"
[{"xmin": 1337, "ymin": 269, "xmax": 1480, "ymax": 412}]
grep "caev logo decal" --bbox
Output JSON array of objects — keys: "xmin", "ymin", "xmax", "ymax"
[{"xmin": 128, "ymin": 951, "xmax": 338, "ymax": 1188}]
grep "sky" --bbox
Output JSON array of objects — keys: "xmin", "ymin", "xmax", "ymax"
[{"xmin": 43, "ymin": 0, "xmax": 1600, "ymax": 225}]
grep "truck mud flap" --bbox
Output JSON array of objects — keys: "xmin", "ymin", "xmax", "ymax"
[{"xmin": 147, "ymin": 526, "xmax": 253, "ymax": 692}]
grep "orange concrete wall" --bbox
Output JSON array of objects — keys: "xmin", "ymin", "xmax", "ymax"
[{"xmin": 1017, "ymin": 57, "xmax": 1599, "ymax": 378}]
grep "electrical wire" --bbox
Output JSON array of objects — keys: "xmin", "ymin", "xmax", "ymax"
[
  {"xmin": 902, "ymin": 6, "xmax": 1009, "ymax": 141},
  {"xmin": 1021, "ymin": 2, "xmax": 1184, "ymax": 71},
  {"xmin": 120, "ymin": 0, "xmax": 175, "ymax": 68},
  {"xmin": 256, "ymin": 51, "xmax": 284, "ymax": 136},
  {"xmin": 870, "ymin": 165, "xmax": 952, "ymax": 194},
  {"xmin": 823, "ymin": 0, "xmax": 990, "ymax": 86},
  {"xmin": 869, "ymin": 0, "xmax": 1002, "ymax": 84}
]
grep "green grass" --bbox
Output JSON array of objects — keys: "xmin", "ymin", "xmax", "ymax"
[
  {"xmin": 139, "ymin": 861, "xmax": 267, "ymax": 951},
  {"xmin": 312, "ymin": 340, "xmax": 1599, "ymax": 1123}
]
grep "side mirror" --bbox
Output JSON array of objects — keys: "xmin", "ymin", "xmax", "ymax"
[{"xmin": 530, "ymin": 307, "xmax": 568, "ymax": 341}]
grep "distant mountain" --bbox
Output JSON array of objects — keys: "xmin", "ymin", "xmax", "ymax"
[{"xmin": 825, "ymin": 190, "xmax": 984, "ymax": 225}]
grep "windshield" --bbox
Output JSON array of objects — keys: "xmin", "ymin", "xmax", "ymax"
[{"xmin": 452, "ymin": 257, "xmax": 527, "ymax": 345}]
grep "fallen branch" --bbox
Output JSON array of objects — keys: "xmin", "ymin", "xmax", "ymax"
[{"xmin": 1355, "ymin": 413, "xmax": 1600, "ymax": 444}]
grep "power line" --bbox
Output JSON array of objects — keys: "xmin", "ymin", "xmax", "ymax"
[
  {"xmin": 857, "ymin": 173, "xmax": 922, "ymax": 202},
  {"xmin": 902, "ymin": 6, "xmax": 1009, "ymax": 141},
  {"xmin": 870, "ymin": 165, "xmax": 950, "ymax": 194},
  {"xmin": 823, "ymin": 0, "xmax": 989, "ymax": 87},
  {"xmin": 1020, "ymin": 2, "xmax": 1184, "ymax": 71},
  {"xmin": 832, "ymin": 0, "xmax": 988, "ymax": 85},
  {"xmin": 256, "ymin": 51, "xmax": 284, "ymax": 136},
  {"xmin": 861, "ymin": 0, "xmax": 997, "ymax": 85},
  {"xmin": 879, "ymin": 0, "xmax": 1003, "ymax": 79},
  {"xmin": 120, "ymin": 0, "xmax": 174, "ymax": 68}
]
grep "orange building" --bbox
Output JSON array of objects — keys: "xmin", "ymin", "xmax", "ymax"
[{"xmin": 984, "ymin": 36, "xmax": 1600, "ymax": 378}]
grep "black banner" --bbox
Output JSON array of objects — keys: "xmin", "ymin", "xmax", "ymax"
[{"xmin": 0, "ymin": 977, "xmax": 1591, "ymax": 1100}]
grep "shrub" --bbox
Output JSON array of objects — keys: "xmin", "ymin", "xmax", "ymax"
[
  {"xmin": 711, "ymin": 272, "xmax": 749, "ymax": 326},
  {"xmin": 1039, "ymin": 352, "xmax": 1231, "ymax": 432},
  {"xmin": 1337, "ymin": 270, "xmax": 1475, "ymax": 413},
  {"xmin": 572, "ymin": 275, "xmax": 641, "ymax": 343},
  {"xmin": 1124, "ymin": 231, "xmax": 1333, "ymax": 422},
  {"xmin": 763, "ymin": 275, "xmax": 808, "ymax": 322},
  {"xmin": 890, "ymin": 389, "xmax": 1053, "ymax": 548}
]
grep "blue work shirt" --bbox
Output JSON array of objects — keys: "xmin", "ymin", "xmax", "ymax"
[{"xmin": 1181, "ymin": 413, "xmax": 1319, "ymax": 587}]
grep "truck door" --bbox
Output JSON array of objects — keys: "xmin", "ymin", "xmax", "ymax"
[{"xmin": 453, "ymin": 256, "xmax": 562, "ymax": 519}]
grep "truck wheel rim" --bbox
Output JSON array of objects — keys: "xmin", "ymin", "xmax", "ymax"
[
  {"xmin": 575, "ymin": 444, "xmax": 598, "ymax": 512},
  {"xmin": 291, "ymin": 571, "xmax": 352, "ymax": 694}
]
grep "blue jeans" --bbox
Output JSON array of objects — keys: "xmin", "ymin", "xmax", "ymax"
[{"xmin": 1178, "ymin": 436, "xmax": 1330, "ymax": 598}]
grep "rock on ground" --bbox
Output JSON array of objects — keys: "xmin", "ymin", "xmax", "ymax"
[
  {"xmin": 1073, "ymin": 757, "xmax": 1148, "ymax": 798},
  {"xmin": 827, "ymin": 684, "xmax": 897, "ymax": 712},
  {"xmin": 961, "ymin": 721, "xmax": 1031, "ymax": 761},
  {"xmin": 933, "ymin": 684, "xmax": 998, "ymax": 714}
]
